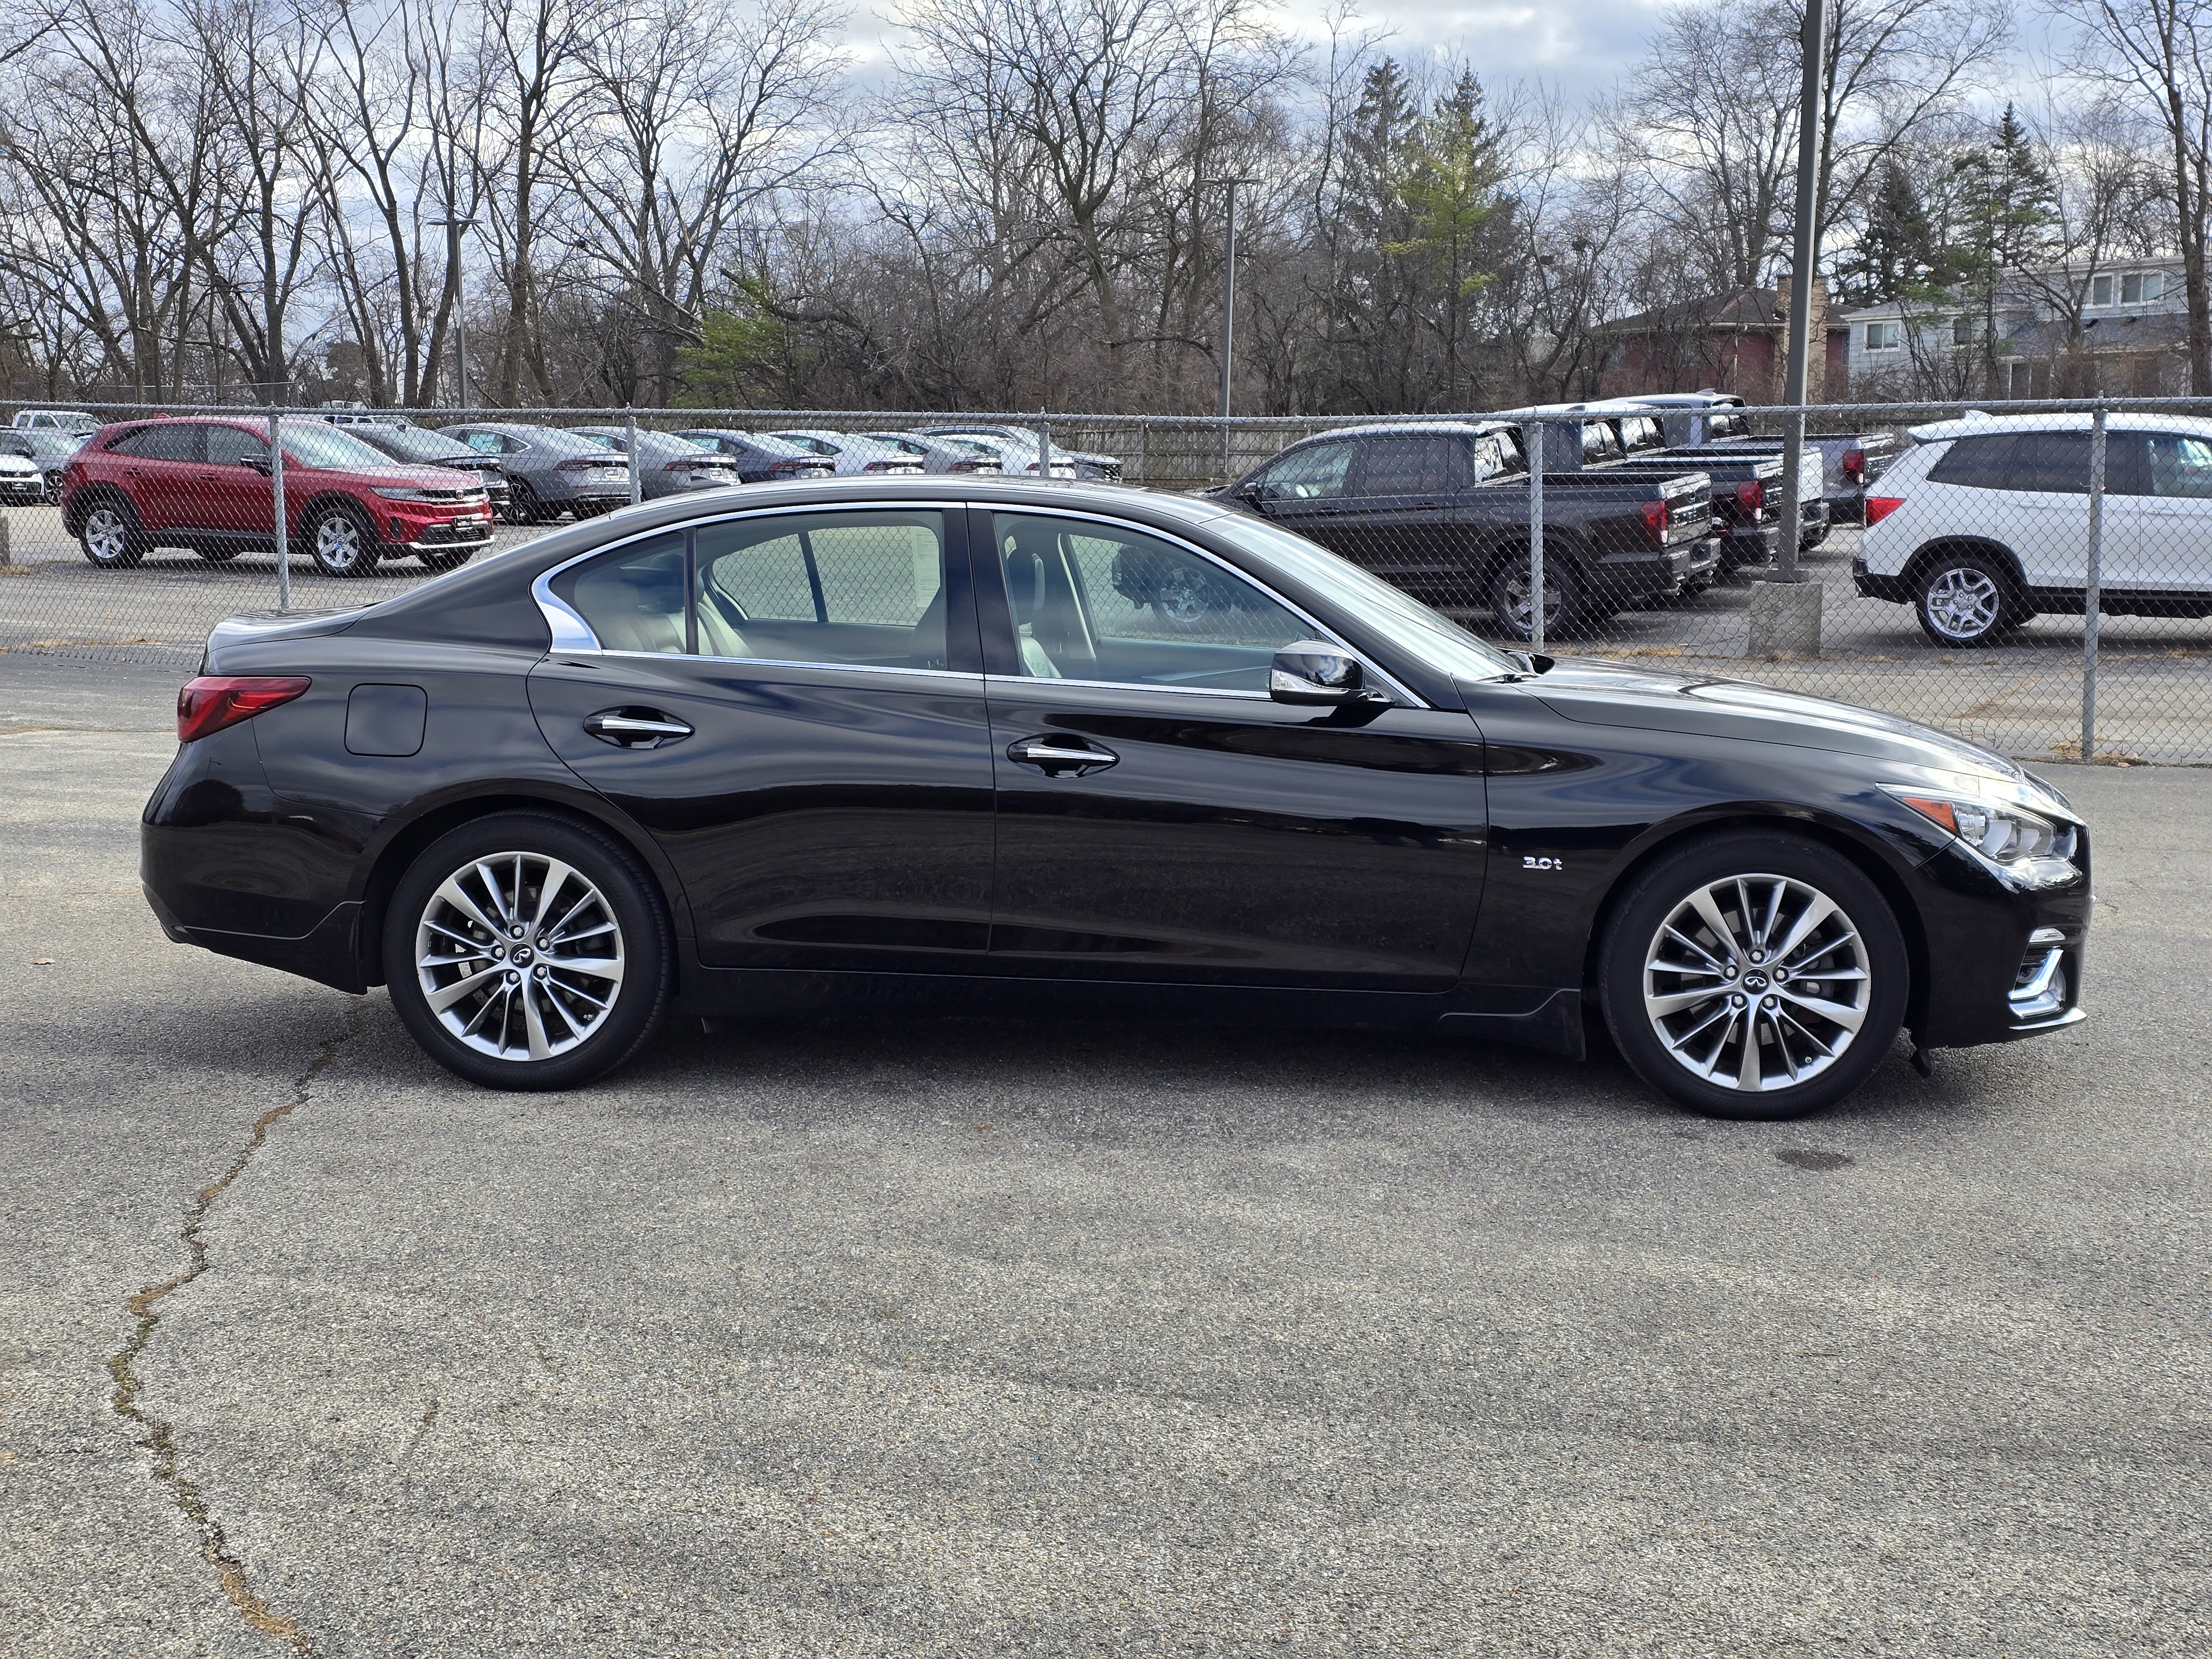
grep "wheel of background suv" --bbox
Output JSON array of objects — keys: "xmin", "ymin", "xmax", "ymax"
[
  {"xmin": 418, "ymin": 545, "xmax": 477, "ymax": 572},
  {"xmin": 305, "ymin": 502, "xmax": 380, "ymax": 577},
  {"xmin": 1598, "ymin": 830, "xmax": 1908, "ymax": 1120},
  {"xmin": 502, "ymin": 479, "xmax": 542, "ymax": 525},
  {"xmin": 1489, "ymin": 557, "xmax": 1585, "ymax": 641},
  {"xmin": 383, "ymin": 812, "xmax": 670, "ymax": 1091},
  {"xmin": 77, "ymin": 497, "xmax": 147, "ymax": 568},
  {"xmin": 1914, "ymin": 550, "xmax": 2025, "ymax": 646}
]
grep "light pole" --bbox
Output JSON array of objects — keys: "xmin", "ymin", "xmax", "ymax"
[
  {"xmin": 1205, "ymin": 177, "xmax": 1256, "ymax": 483},
  {"xmin": 429, "ymin": 215, "xmax": 476, "ymax": 411}
]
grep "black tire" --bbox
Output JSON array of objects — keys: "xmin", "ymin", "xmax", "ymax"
[
  {"xmin": 196, "ymin": 546, "xmax": 243, "ymax": 564},
  {"xmin": 76, "ymin": 495, "xmax": 148, "ymax": 568},
  {"xmin": 1488, "ymin": 555, "xmax": 1588, "ymax": 641},
  {"xmin": 1597, "ymin": 830, "xmax": 1909, "ymax": 1121},
  {"xmin": 382, "ymin": 811, "xmax": 671, "ymax": 1091},
  {"xmin": 418, "ymin": 545, "xmax": 477, "ymax": 572},
  {"xmin": 1913, "ymin": 549, "xmax": 2027, "ymax": 646},
  {"xmin": 503, "ymin": 479, "xmax": 543, "ymax": 525},
  {"xmin": 304, "ymin": 502, "xmax": 381, "ymax": 577}
]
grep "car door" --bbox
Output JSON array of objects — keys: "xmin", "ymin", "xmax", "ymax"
[
  {"xmin": 974, "ymin": 505, "xmax": 1489, "ymax": 989},
  {"xmin": 526, "ymin": 505, "xmax": 1000, "ymax": 972},
  {"xmin": 1990, "ymin": 431, "xmax": 2095, "ymax": 590},
  {"xmin": 1332, "ymin": 432, "xmax": 1474, "ymax": 599},
  {"xmin": 2125, "ymin": 431, "xmax": 2212, "ymax": 598},
  {"xmin": 197, "ymin": 422, "xmax": 275, "ymax": 541},
  {"xmin": 110, "ymin": 422, "xmax": 205, "ymax": 533},
  {"xmin": 1240, "ymin": 438, "xmax": 1356, "ymax": 552}
]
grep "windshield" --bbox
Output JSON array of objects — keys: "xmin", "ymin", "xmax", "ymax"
[
  {"xmin": 278, "ymin": 421, "xmax": 403, "ymax": 470},
  {"xmin": 370, "ymin": 426, "xmax": 471, "ymax": 462},
  {"xmin": 1206, "ymin": 513, "xmax": 1519, "ymax": 680}
]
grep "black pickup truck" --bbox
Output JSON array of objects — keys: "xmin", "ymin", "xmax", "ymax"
[
  {"xmin": 1591, "ymin": 393, "xmax": 1900, "ymax": 520},
  {"xmin": 1209, "ymin": 420, "xmax": 1718, "ymax": 639},
  {"xmin": 1512, "ymin": 406, "xmax": 1798, "ymax": 570}
]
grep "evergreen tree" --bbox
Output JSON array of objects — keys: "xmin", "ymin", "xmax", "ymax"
[
  {"xmin": 1385, "ymin": 72, "xmax": 1509, "ymax": 408},
  {"xmin": 1945, "ymin": 106, "xmax": 2058, "ymax": 391},
  {"xmin": 1840, "ymin": 162, "xmax": 1940, "ymax": 305}
]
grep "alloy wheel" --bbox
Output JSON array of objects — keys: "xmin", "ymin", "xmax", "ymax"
[
  {"xmin": 1498, "ymin": 567, "xmax": 1564, "ymax": 635},
  {"xmin": 414, "ymin": 852, "xmax": 627, "ymax": 1062},
  {"xmin": 1922, "ymin": 566, "xmax": 2002, "ymax": 641},
  {"xmin": 84, "ymin": 505, "xmax": 132, "ymax": 564},
  {"xmin": 1640, "ymin": 873, "xmax": 1872, "ymax": 1094},
  {"xmin": 314, "ymin": 513, "xmax": 368, "ymax": 574}
]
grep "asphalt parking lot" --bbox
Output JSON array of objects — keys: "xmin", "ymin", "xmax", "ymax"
[{"xmin": 2, "ymin": 656, "xmax": 2208, "ymax": 1657}]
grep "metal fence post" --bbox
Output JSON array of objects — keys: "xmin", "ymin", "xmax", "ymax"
[
  {"xmin": 1138, "ymin": 419, "xmax": 1148, "ymax": 487},
  {"xmin": 625, "ymin": 407, "xmax": 641, "ymax": 504},
  {"xmin": 1524, "ymin": 419, "xmax": 1545, "ymax": 654},
  {"xmin": 269, "ymin": 406, "xmax": 289, "ymax": 613},
  {"xmin": 2083, "ymin": 399, "xmax": 2106, "ymax": 763},
  {"xmin": 1036, "ymin": 413, "xmax": 1052, "ymax": 481}
]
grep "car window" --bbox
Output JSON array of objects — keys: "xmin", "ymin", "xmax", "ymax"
[
  {"xmin": 992, "ymin": 512, "xmax": 1313, "ymax": 691},
  {"xmin": 554, "ymin": 531, "xmax": 690, "ymax": 656},
  {"xmin": 458, "ymin": 431, "xmax": 502, "ymax": 455},
  {"xmin": 110, "ymin": 424, "xmax": 202, "ymax": 462},
  {"xmin": 1581, "ymin": 423, "xmax": 1623, "ymax": 463},
  {"xmin": 1926, "ymin": 435, "xmax": 2020, "ymax": 489},
  {"xmin": 2005, "ymin": 433, "xmax": 2093, "ymax": 494},
  {"xmin": 1616, "ymin": 415, "xmax": 1665, "ymax": 453},
  {"xmin": 695, "ymin": 510, "xmax": 949, "ymax": 669},
  {"xmin": 0, "ymin": 434, "xmax": 29, "ymax": 457},
  {"xmin": 2146, "ymin": 432, "xmax": 2212, "ymax": 499},
  {"xmin": 1252, "ymin": 441, "xmax": 1352, "ymax": 502},
  {"xmin": 205, "ymin": 425, "xmax": 270, "ymax": 467},
  {"xmin": 1470, "ymin": 432, "xmax": 1522, "ymax": 481},
  {"xmin": 1347, "ymin": 435, "xmax": 1469, "ymax": 496}
]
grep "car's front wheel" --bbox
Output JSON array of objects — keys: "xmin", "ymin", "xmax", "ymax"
[
  {"xmin": 305, "ymin": 503, "xmax": 380, "ymax": 577},
  {"xmin": 383, "ymin": 812, "xmax": 670, "ymax": 1090},
  {"xmin": 1914, "ymin": 550, "xmax": 2028, "ymax": 646},
  {"xmin": 1598, "ymin": 830, "xmax": 1908, "ymax": 1120}
]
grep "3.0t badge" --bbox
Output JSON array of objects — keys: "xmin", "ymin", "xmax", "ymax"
[{"xmin": 1523, "ymin": 855, "xmax": 1564, "ymax": 872}]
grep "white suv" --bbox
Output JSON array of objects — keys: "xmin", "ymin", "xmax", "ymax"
[{"xmin": 1857, "ymin": 411, "xmax": 2212, "ymax": 645}]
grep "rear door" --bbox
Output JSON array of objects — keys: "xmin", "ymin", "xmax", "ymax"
[
  {"xmin": 109, "ymin": 422, "xmax": 205, "ymax": 533},
  {"xmin": 1332, "ymin": 433, "xmax": 1473, "ymax": 597},
  {"xmin": 527, "ymin": 505, "xmax": 1000, "ymax": 971},
  {"xmin": 975, "ymin": 505, "xmax": 1489, "ymax": 988}
]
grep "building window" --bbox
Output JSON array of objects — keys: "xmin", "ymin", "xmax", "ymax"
[
  {"xmin": 2091, "ymin": 274, "xmax": 2114, "ymax": 307},
  {"xmin": 2122, "ymin": 272, "xmax": 2164, "ymax": 304},
  {"xmin": 1864, "ymin": 321, "xmax": 1902, "ymax": 351},
  {"xmin": 1952, "ymin": 314, "xmax": 1976, "ymax": 345}
]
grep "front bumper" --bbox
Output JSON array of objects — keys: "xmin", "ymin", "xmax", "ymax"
[
  {"xmin": 1908, "ymin": 834, "xmax": 2093, "ymax": 1050},
  {"xmin": 379, "ymin": 514, "xmax": 494, "ymax": 555}
]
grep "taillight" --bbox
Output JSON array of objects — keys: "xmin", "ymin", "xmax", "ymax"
[
  {"xmin": 862, "ymin": 460, "xmax": 897, "ymax": 472},
  {"xmin": 1641, "ymin": 499, "xmax": 1672, "ymax": 541},
  {"xmin": 1864, "ymin": 495, "xmax": 1905, "ymax": 525},
  {"xmin": 1841, "ymin": 447, "xmax": 1866, "ymax": 482},
  {"xmin": 1734, "ymin": 479, "xmax": 1765, "ymax": 515},
  {"xmin": 176, "ymin": 676, "xmax": 309, "ymax": 743},
  {"xmin": 557, "ymin": 457, "xmax": 613, "ymax": 471},
  {"xmin": 949, "ymin": 458, "xmax": 987, "ymax": 472}
]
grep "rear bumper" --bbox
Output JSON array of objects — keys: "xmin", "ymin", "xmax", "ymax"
[
  {"xmin": 1853, "ymin": 553, "xmax": 1913, "ymax": 602},
  {"xmin": 1720, "ymin": 523, "xmax": 1780, "ymax": 567}
]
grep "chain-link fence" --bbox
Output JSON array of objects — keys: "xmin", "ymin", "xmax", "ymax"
[{"xmin": 3, "ymin": 397, "xmax": 2208, "ymax": 765}]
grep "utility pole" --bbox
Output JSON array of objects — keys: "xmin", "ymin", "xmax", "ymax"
[
  {"xmin": 1207, "ymin": 177, "xmax": 1256, "ymax": 484},
  {"xmin": 1749, "ymin": 0, "xmax": 1829, "ymax": 660}
]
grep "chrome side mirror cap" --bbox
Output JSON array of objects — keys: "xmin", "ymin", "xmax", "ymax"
[{"xmin": 1270, "ymin": 640, "xmax": 1380, "ymax": 705}]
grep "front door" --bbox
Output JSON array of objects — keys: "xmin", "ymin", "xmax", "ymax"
[
  {"xmin": 975, "ymin": 507, "xmax": 1489, "ymax": 988},
  {"xmin": 1241, "ymin": 437, "xmax": 1357, "ymax": 554},
  {"xmin": 2120, "ymin": 430, "xmax": 2212, "ymax": 597},
  {"xmin": 528, "ymin": 508, "xmax": 999, "ymax": 971},
  {"xmin": 197, "ymin": 421, "xmax": 276, "ymax": 542}
]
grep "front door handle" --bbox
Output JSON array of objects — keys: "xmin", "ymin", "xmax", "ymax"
[
  {"xmin": 584, "ymin": 708, "xmax": 693, "ymax": 749},
  {"xmin": 1006, "ymin": 735, "xmax": 1118, "ymax": 776}
]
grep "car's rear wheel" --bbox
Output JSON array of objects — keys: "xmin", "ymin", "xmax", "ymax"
[
  {"xmin": 503, "ymin": 479, "xmax": 542, "ymax": 525},
  {"xmin": 1914, "ymin": 550, "xmax": 2027, "ymax": 646},
  {"xmin": 383, "ymin": 813, "xmax": 670, "ymax": 1091},
  {"xmin": 305, "ymin": 503, "xmax": 380, "ymax": 577},
  {"xmin": 1490, "ymin": 556, "xmax": 1586, "ymax": 641},
  {"xmin": 1598, "ymin": 830, "xmax": 1908, "ymax": 1120},
  {"xmin": 77, "ymin": 498, "xmax": 147, "ymax": 568}
]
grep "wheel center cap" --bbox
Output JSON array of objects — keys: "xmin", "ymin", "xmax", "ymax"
[
  {"xmin": 1744, "ymin": 972, "xmax": 1769, "ymax": 992},
  {"xmin": 513, "ymin": 947, "xmax": 534, "ymax": 966}
]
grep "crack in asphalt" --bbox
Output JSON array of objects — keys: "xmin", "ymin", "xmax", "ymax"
[{"xmin": 105, "ymin": 1005, "xmax": 369, "ymax": 1658}]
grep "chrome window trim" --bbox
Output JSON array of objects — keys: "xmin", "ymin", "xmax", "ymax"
[
  {"xmin": 978, "ymin": 499, "xmax": 1427, "ymax": 708},
  {"xmin": 588, "ymin": 646, "xmax": 983, "ymax": 683},
  {"xmin": 983, "ymin": 673, "xmax": 1269, "ymax": 701},
  {"xmin": 532, "ymin": 500, "xmax": 956, "ymax": 663}
]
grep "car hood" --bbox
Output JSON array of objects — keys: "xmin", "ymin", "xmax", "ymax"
[
  {"xmin": 352, "ymin": 463, "xmax": 492, "ymax": 489},
  {"xmin": 1525, "ymin": 656, "xmax": 2028, "ymax": 780}
]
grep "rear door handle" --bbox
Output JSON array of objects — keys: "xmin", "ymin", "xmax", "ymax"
[
  {"xmin": 1007, "ymin": 735, "xmax": 1118, "ymax": 776},
  {"xmin": 584, "ymin": 708, "xmax": 693, "ymax": 749}
]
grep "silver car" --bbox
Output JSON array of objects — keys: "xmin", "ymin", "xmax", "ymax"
[
  {"xmin": 439, "ymin": 422, "xmax": 634, "ymax": 524},
  {"xmin": 930, "ymin": 432, "xmax": 1073, "ymax": 479},
  {"xmin": 766, "ymin": 430, "xmax": 926, "ymax": 477},
  {"xmin": 573, "ymin": 427, "xmax": 744, "ymax": 500},
  {"xmin": 862, "ymin": 431, "xmax": 1002, "ymax": 475},
  {"xmin": 917, "ymin": 423, "xmax": 1118, "ymax": 480}
]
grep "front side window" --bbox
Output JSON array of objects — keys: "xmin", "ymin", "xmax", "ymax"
[
  {"xmin": 2147, "ymin": 432, "xmax": 2212, "ymax": 498},
  {"xmin": 1470, "ymin": 431, "xmax": 1522, "ymax": 481},
  {"xmin": 696, "ymin": 510, "xmax": 948, "ymax": 669},
  {"xmin": 1616, "ymin": 415, "xmax": 1664, "ymax": 453},
  {"xmin": 992, "ymin": 512, "xmax": 1314, "ymax": 692},
  {"xmin": 1252, "ymin": 441, "xmax": 1353, "ymax": 502},
  {"xmin": 1347, "ymin": 435, "xmax": 1469, "ymax": 496},
  {"xmin": 1581, "ymin": 422, "xmax": 1623, "ymax": 462},
  {"xmin": 1707, "ymin": 410, "xmax": 1749, "ymax": 438},
  {"xmin": 205, "ymin": 425, "xmax": 270, "ymax": 467}
]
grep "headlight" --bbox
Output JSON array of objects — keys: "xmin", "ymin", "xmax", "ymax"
[
  {"xmin": 373, "ymin": 486, "xmax": 442, "ymax": 501},
  {"xmin": 1884, "ymin": 782, "xmax": 2081, "ymax": 888}
]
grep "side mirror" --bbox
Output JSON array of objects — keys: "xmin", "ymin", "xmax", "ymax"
[
  {"xmin": 242, "ymin": 456, "xmax": 272, "ymax": 474},
  {"xmin": 1270, "ymin": 640, "xmax": 1377, "ymax": 705}
]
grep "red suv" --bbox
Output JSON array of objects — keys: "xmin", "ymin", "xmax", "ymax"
[{"xmin": 61, "ymin": 416, "xmax": 495, "ymax": 577}]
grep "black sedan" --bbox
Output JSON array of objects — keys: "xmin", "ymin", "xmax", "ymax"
[
  {"xmin": 140, "ymin": 479, "xmax": 2090, "ymax": 1118},
  {"xmin": 326, "ymin": 419, "xmax": 513, "ymax": 515}
]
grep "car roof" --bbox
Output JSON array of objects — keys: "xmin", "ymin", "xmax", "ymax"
[
  {"xmin": 1287, "ymin": 420, "xmax": 1518, "ymax": 442},
  {"xmin": 1907, "ymin": 410, "xmax": 2212, "ymax": 441}
]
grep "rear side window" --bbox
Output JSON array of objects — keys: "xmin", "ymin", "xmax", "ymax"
[
  {"xmin": 1926, "ymin": 435, "xmax": 2020, "ymax": 489},
  {"xmin": 695, "ymin": 510, "xmax": 948, "ymax": 669},
  {"xmin": 459, "ymin": 431, "xmax": 503, "ymax": 455},
  {"xmin": 109, "ymin": 424, "xmax": 202, "ymax": 462},
  {"xmin": 2006, "ymin": 433, "xmax": 2094, "ymax": 494},
  {"xmin": 555, "ymin": 531, "xmax": 690, "ymax": 655},
  {"xmin": 1347, "ymin": 435, "xmax": 1470, "ymax": 496}
]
